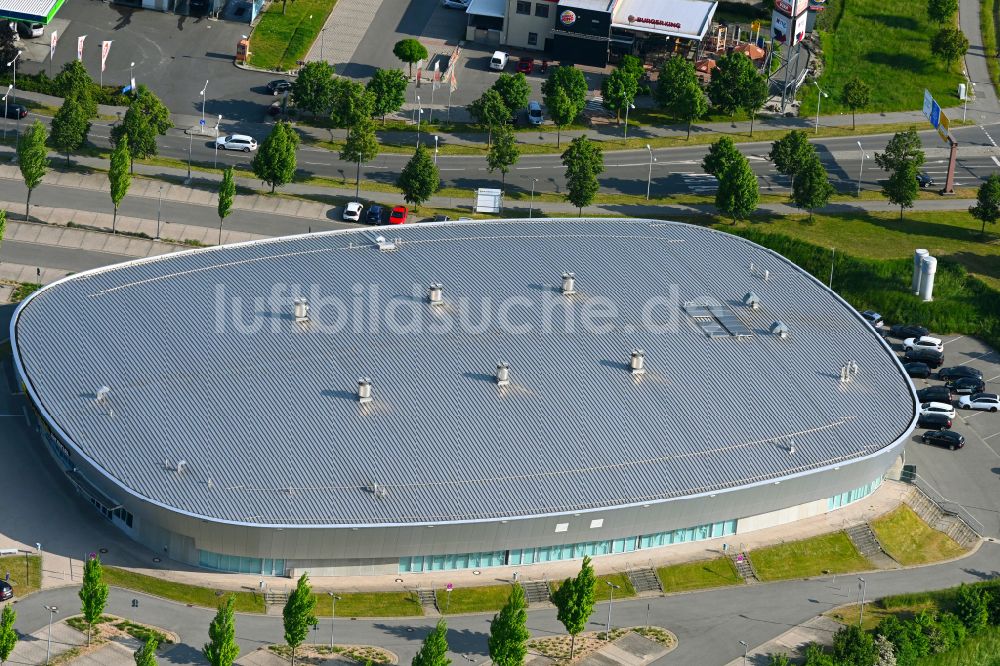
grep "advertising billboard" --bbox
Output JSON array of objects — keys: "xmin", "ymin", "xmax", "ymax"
[
  {"xmin": 772, "ymin": 10, "xmax": 807, "ymax": 45},
  {"xmin": 775, "ymin": 0, "xmax": 809, "ymax": 17}
]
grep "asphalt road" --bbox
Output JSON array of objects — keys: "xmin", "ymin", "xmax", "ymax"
[{"xmin": 0, "ymin": 239, "xmax": 132, "ymax": 273}]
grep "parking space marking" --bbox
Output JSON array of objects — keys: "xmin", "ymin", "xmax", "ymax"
[
  {"xmin": 984, "ymin": 432, "xmax": 1000, "ymax": 440},
  {"xmin": 959, "ymin": 352, "xmax": 988, "ymax": 366},
  {"xmin": 987, "ymin": 374, "xmax": 1000, "ymax": 382},
  {"xmin": 943, "ymin": 336, "xmax": 965, "ymax": 344}
]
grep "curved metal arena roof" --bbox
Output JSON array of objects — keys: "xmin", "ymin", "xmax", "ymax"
[{"xmin": 12, "ymin": 219, "xmax": 917, "ymax": 527}]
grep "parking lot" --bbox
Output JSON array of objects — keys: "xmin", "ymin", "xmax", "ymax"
[{"xmin": 894, "ymin": 333, "xmax": 1000, "ymax": 539}]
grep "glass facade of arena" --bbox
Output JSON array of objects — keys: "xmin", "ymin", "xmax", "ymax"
[
  {"xmin": 198, "ymin": 550, "xmax": 286, "ymax": 576},
  {"xmin": 828, "ymin": 475, "xmax": 883, "ymax": 511}
]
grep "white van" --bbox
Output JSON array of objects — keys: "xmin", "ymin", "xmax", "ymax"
[{"xmin": 490, "ymin": 51, "xmax": 509, "ymax": 71}]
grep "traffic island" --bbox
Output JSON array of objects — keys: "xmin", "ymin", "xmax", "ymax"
[
  {"xmin": 527, "ymin": 626, "xmax": 676, "ymax": 665},
  {"xmin": 266, "ymin": 643, "xmax": 398, "ymax": 664}
]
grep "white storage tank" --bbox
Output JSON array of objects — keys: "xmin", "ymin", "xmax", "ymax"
[
  {"xmin": 913, "ymin": 249, "xmax": 929, "ymax": 294},
  {"xmin": 919, "ymin": 255, "xmax": 937, "ymax": 302}
]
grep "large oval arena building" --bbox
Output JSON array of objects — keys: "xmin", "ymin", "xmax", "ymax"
[{"xmin": 10, "ymin": 219, "xmax": 917, "ymax": 577}]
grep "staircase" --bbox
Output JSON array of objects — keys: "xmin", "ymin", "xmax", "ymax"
[
  {"xmin": 626, "ymin": 567, "xmax": 662, "ymax": 594},
  {"xmin": 845, "ymin": 523, "xmax": 898, "ymax": 569},
  {"xmin": 521, "ymin": 580, "xmax": 551, "ymax": 604},
  {"xmin": 264, "ymin": 589, "xmax": 288, "ymax": 605},
  {"xmin": 729, "ymin": 551, "xmax": 759, "ymax": 584},
  {"xmin": 415, "ymin": 588, "xmax": 439, "ymax": 614},
  {"xmin": 905, "ymin": 486, "xmax": 981, "ymax": 549}
]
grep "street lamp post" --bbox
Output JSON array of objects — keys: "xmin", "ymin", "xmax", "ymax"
[
  {"xmin": 623, "ymin": 101, "xmax": 635, "ymax": 142},
  {"xmin": 129, "ymin": 61, "xmax": 135, "ymax": 91},
  {"xmin": 200, "ymin": 80, "xmax": 209, "ymax": 134},
  {"xmin": 8, "ymin": 50, "xmax": 21, "ymax": 138},
  {"xmin": 156, "ymin": 184, "xmax": 163, "ymax": 240},
  {"xmin": 529, "ymin": 177, "xmax": 538, "ymax": 218},
  {"xmin": 320, "ymin": 28, "xmax": 327, "ymax": 62},
  {"xmin": 814, "ymin": 82, "xmax": 828, "ymax": 134},
  {"xmin": 434, "ymin": 135, "xmax": 439, "ymax": 164},
  {"xmin": 416, "ymin": 96, "xmax": 423, "ymax": 147},
  {"xmin": 963, "ymin": 81, "xmax": 976, "ymax": 122},
  {"xmin": 856, "ymin": 141, "xmax": 869, "ymax": 197},
  {"xmin": 645, "ymin": 144, "xmax": 656, "ymax": 200},
  {"xmin": 858, "ymin": 577, "xmax": 867, "ymax": 627},
  {"xmin": 328, "ymin": 593, "xmax": 341, "ymax": 649},
  {"xmin": 44, "ymin": 605, "xmax": 58, "ymax": 665},
  {"xmin": 2, "ymin": 84, "xmax": 11, "ymax": 141},
  {"xmin": 605, "ymin": 581, "xmax": 620, "ymax": 638},
  {"xmin": 739, "ymin": 640, "xmax": 748, "ymax": 666},
  {"xmin": 186, "ymin": 131, "xmax": 193, "ymax": 182}
]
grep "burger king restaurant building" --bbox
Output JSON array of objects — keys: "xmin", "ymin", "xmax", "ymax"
[{"xmin": 466, "ymin": 0, "xmax": 718, "ymax": 67}]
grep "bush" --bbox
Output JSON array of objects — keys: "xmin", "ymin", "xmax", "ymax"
[
  {"xmin": 0, "ymin": 71, "xmax": 129, "ymax": 108},
  {"xmin": 956, "ymin": 583, "xmax": 991, "ymax": 635}
]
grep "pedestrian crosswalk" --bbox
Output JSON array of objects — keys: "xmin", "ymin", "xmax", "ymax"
[{"xmin": 680, "ymin": 173, "xmax": 718, "ymax": 193}]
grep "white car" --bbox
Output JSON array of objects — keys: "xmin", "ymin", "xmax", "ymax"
[
  {"xmin": 441, "ymin": 0, "xmax": 469, "ymax": 7},
  {"xmin": 958, "ymin": 393, "xmax": 999, "ymax": 412},
  {"xmin": 903, "ymin": 335, "xmax": 943, "ymax": 352},
  {"xmin": 342, "ymin": 202, "xmax": 364, "ymax": 222},
  {"xmin": 490, "ymin": 51, "xmax": 509, "ymax": 70},
  {"xmin": 215, "ymin": 134, "xmax": 258, "ymax": 152},
  {"xmin": 920, "ymin": 401, "xmax": 957, "ymax": 419}
]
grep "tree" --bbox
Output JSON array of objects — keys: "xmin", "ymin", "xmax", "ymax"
[
  {"xmin": 675, "ymin": 81, "xmax": 709, "ymax": 140},
  {"xmin": 292, "ymin": 61, "xmax": 336, "ymax": 117},
  {"xmin": 469, "ymin": 88, "xmax": 510, "ymax": 146},
  {"xmin": 217, "ymin": 167, "xmax": 235, "ymax": 245},
  {"xmin": 367, "ymin": 69, "xmax": 408, "ymax": 124},
  {"xmin": 876, "ymin": 616, "xmax": 920, "ymax": 666},
  {"xmin": 767, "ymin": 655, "xmax": 792, "ymax": 666},
  {"xmin": 252, "ymin": 121, "xmax": 300, "ymax": 193},
  {"xmin": 50, "ymin": 95, "xmax": 91, "ymax": 166},
  {"xmin": 655, "ymin": 56, "xmax": 697, "ymax": 111},
  {"xmin": 486, "ymin": 123, "xmax": 520, "ymax": 190},
  {"xmin": 112, "ymin": 105, "xmax": 154, "ymax": 174},
  {"xmin": 17, "ymin": 120, "xmax": 49, "ymax": 223},
  {"xmin": 934, "ymin": 612, "xmax": 966, "ymax": 653},
  {"xmin": 769, "ymin": 130, "xmax": 815, "ymax": 192},
  {"xmin": 970, "ymin": 172, "xmax": 1000, "ymax": 237},
  {"xmin": 330, "ymin": 79, "xmax": 374, "ymax": 129},
  {"xmin": 928, "ymin": 0, "xmax": 959, "ymax": 23},
  {"xmin": 551, "ymin": 555, "xmax": 597, "ymax": 660},
  {"xmin": 0, "ymin": 210, "xmax": 6, "ymax": 253},
  {"xmin": 53, "ymin": 60, "xmax": 97, "ymax": 118},
  {"xmin": 79, "ymin": 554, "xmax": 109, "ymax": 646},
  {"xmin": 708, "ymin": 52, "xmax": 761, "ymax": 120},
  {"xmin": 492, "ymin": 73, "xmax": 530, "ymax": 116},
  {"xmin": 716, "ymin": 154, "xmax": 759, "ymax": 222},
  {"xmin": 883, "ymin": 161, "xmax": 919, "ymax": 219},
  {"xmin": 931, "ymin": 27, "xmax": 969, "ymax": 66},
  {"xmin": 0, "ymin": 605, "xmax": 16, "ymax": 665},
  {"xmin": 542, "ymin": 66, "xmax": 588, "ymax": 148},
  {"xmin": 743, "ymin": 71, "xmax": 769, "ymax": 137},
  {"xmin": 601, "ymin": 66, "xmax": 639, "ymax": 124},
  {"xmin": 842, "ymin": 77, "xmax": 871, "ymax": 130},
  {"xmin": 134, "ymin": 636, "xmax": 157, "ymax": 666},
  {"xmin": 341, "ymin": 117, "xmax": 380, "ymax": 198},
  {"xmin": 129, "ymin": 86, "xmax": 172, "ymax": 135},
  {"xmin": 955, "ymin": 583, "xmax": 990, "ymax": 634},
  {"xmin": 412, "ymin": 619, "xmax": 450, "ymax": 666},
  {"xmin": 488, "ymin": 585, "xmax": 529, "ymax": 666},
  {"xmin": 802, "ymin": 643, "xmax": 837, "ymax": 666},
  {"xmin": 618, "ymin": 54, "xmax": 644, "ymax": 84},
  {"xmin": 832, "ymin": 624, "xmax": 878, "ymax": 666},
  {"xmin": 283, "ymin": 574, "xmax": 317, "ymax": 666},
  {"xmin": 109, "ymin": 134, "xmax": 131, "ymax": 235},
  {"xmin": 393, "ymin": 39, "xmax": 428, "ymax": 78},
  {"xmin": 874, "ymin": 634, "xmax": 896, "ymax": 666},
  {"xmin": 203, "ymin": 596, "xmax": 239, "ymax": 666},
  {"xmin": 792, "ymin": 154, "xmax": 835, "ymax": 219},
  {"xmin": 702, "ymin": 136, "xmax": 741, "ymax": 178},
  {"xmin": 397, "ymin": 145, "xmax": 440, "ymax": 209},
  {"xmin": 561, "ymin": 136, "xmax": 604, "ymax": 215},
  {"xmin": 875, "ymin": 128, "xmax": 925, "ymax": 174}
]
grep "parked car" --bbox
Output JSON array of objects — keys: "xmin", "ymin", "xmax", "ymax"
[
  {"xmin": 917, "ymin": 172, "xmax": 935, "ymax": 188},
  {"xmin": 903, "ymin": 362, "xmax": 931, "ymax": 379},
  {"xmin": 889, "ymin": 324, "xmax": 929, "ymax": 339},
  {"xmin": 267, "ymin": 101, "xmax": 283, "ymax": 117},
  {"xmin": 389, "ymin": 206, "xmax": 408, "ymax": 224},
  {"xmin": 516, "ymin": 57, "xmax": 534, "ymax": 74},
  {"xmin": 266, "ymin": 79, "xmax": 293, "ymax": 95},
  {"xmin": 429, "ymin": 214, "xmax": 450, "ymax": 222},
  {"xmin": 917, "ymin": 412, "xmax": 952, "ymax": 429},
  {"xmin": 490, "ymin": 51, "xmax": 509, "ymax": 70},
  {"xmin": 527, "ymin": 100, "xmax": 544, "ymax": 126},
  {"xmin": 3, "ymin": 103, "xmax": 26, "ymax": 119},
  {"xmin": 904, "ymin": 348, "xmax": 944, "ymax": 368},
  {"xmin": 860, "ymin": 310, "xmax": 883, "ymax": 328},
  {"xmin": 903, "ymin": 335, "xmax": 944, "ymax": 352},
  {"xmin": 938, "ymin": 366, "xmax": 984, "ymax": 381},
  {"xmin": 215, "ymin": 134, "xmax": 258, "ymax": 152},
  {"xmin": 948, "ymin": 376, "xmax": 985, "ymax": 395},
  {"xmin": 958, "ymin": 393, "xmax": 1000, "ymax": 412},
  {"xmin": 921, "ymin": 430, "xmax": 965, "ymax": 450},
  {"xmin": 0, "ymin": 580, "xmax": 11, "ymax": 601},
  {"xmin": 342, "ymin": 202, "xmax": 363, "ymax": 222},
  {"xmin": 920, "ymin": 402, "xmax": 957, "ymax": 419},
  {"xmin": 917, "ymin": 386, "xmax": 953, "ymax": 403},
  {"xmin": 366, "ymin": 204, "xmax": 385, "ymax": 225},
  {"xmin": 17, "ymin": 21, "xmax": 43, "ymax": 38}
]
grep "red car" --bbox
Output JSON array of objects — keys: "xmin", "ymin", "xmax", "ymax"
[
  {"xmin": 389, "ymin": 206, "xmax": 408, "ymax": 224},
  {"xmin": 516, "ymin": 57, "xmax": 533, "ymax": 74}
]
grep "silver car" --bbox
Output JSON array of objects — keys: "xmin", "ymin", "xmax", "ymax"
[{"xmin": 215, "ymin": 134, "xmax": 258, "ymax": 153}]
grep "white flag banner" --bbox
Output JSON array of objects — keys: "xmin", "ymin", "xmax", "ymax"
[
  {"xmin": 49, "ymin": 30, "xmax": 57, "ymax": 61},
  {"xmin": 101, "ymin": 40, "xmax": 112, "ymax": 73},
  {"xmin": 77, "ymin": 35, "xmax": 86, "ymax": 61},
  {"xmin": 432, "ymin": 61, "xmax": 440, "ymax": 90}
]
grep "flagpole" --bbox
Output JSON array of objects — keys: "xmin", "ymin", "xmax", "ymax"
[{"xmin": 430, "ymin": 80, "xmax": 435, "ymax": 125}]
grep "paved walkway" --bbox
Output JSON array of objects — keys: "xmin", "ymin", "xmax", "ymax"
[{"xmin": 3, "ymin": 617, "xmax": 86, "ymax": 666}]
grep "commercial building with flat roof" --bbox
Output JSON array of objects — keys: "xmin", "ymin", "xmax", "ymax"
[{"xmin": 11, "ymin": 218, "xmax": 916, "ymax": 577}]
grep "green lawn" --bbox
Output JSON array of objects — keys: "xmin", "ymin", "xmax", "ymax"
[
  {"xmin": 982, "ymin": 0, "xmax": 1000, "ymax": 92},
  {"xmin": 751, "ymin": 532, "xmax": 871, "ymax": 581},
  {"xmin": 799, "ymin": 0, "xmax": 963, "ymax": 116},
  {"xmin": 870, "ymin": 505, "xmax": 968, "ymax": 565},
  {"xmin": 248, "ymin": 0, "xmax": 336, "ymax": 71},
  {"xmin": 435, "ymin": 584, "xmax": 515, "ymax": 614},
  {"xmin": 917, "ymin": 624, "xmax": 1000, "ymax": 665},
  {"xmin": 657, "ymin": 557, "xmax": 742, "ymax": 593},
  {"xmin": 315, "ymin": 590, "xmax": 423, "ymax": 618},
  {"xmin": 102, "ymin": 567, "xmax": 265, "ymax": 613},
  {"xmin": 0, "ymin": 555, "xmax": 41, "ymax": 595}
]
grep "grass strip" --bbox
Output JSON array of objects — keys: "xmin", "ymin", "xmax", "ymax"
[
  {"xmin": 314, "ymin": 590, "xmax": 423, "ymax": 618},
  {"xmin": 657, "ymin": 557, "xmax": 742, "ymax": 593},
  {"xmin": 435, "ymin": 584, "xmax": 515, "ymax": 615},
  {"xmin": 549, "ymin": 572, "xmax": 636, "ymax": 601},
  {"xmin": 869, "ymin": 505, "xmax": 967, "ymax": 565},
  {"xmin": 751, "ymin": 532, "xmax": 871, "ymax": 581},
  {"xmin": 249, "ymin": 0, "xmax": 337, "ymax": 71},
  {"xmin": 0, "ymin": 555, "xmax": 41, "ymax": 595},
  {"xmin": 983, "ymin": 0, "xmax": 1000, "ymax": 93},
  {"xmin": 102, "ymin": 566, "xmax": 265, "ymax": 613}
]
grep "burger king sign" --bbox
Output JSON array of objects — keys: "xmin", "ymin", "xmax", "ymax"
[{"xmin": 559, "ymin": 9, "xmax": 577, "ymax": 26}]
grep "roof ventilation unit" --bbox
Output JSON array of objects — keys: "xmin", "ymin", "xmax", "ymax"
[
  {"xmin": 176, "ymin": 460, "xmax": 187, "ymax": 475},
  {"xmin": 743, "ymin": 292, "xmax": 760, "ymax": 309},
  {"xmin": 839, "ymin": 361, "xmax": 858, "ymax": 383},
  {"xmin": 95, "ymin": 386, "xmax": 111, "ymax": 404},
  {"xmin": 357, "ymin": 377, "xmax": 373, "ymax": 404},
  {"xmin": 561, "ymin": 272, "xmax": 577, "ymax": 295},
  {"xmin": 496, "ymin": 362, "xmax": 511, "ymax": 387},
  {"xmin": 428, "ymin": 283, "xmax": 444, "ymax": 306},
  {"xmin": 630, "ymin": 349, "xmax": 646, "ymax": 376},
  {"xmin": 770, "ymin": 321, "xmax": 789, "ymax": 338},
  {"xmin": 375, "ymin": 236, "xmax": 397, "ymax": 252},
  {"xmin": 294, "ymin": 298, "xmax": 310, "ymax": 323}
]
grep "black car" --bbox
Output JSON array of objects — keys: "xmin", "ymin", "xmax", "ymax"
[
  {"xmin": 904, "ymin": 347, "xmax": 944, "ymax": 368},
  {"xmin": 917, "ymin": 172, "xmax": 935, "ymax": 188},
  {"xmin": 904, "ymin": 362, "xmax": 931, "ymax": 379},
  {"xmin": 0, "ymin": 580, "xmax": 11, "ymax": 601},
  {"xmin": 860, "ymin": 310, "xmax": 883, "ymax": 327},
  {"xmin": 266, "ymin": 79, "xmax": 293, "ymax": 95},
  {"xmin": 921, "ymin": 429, "xmax": 965, "ymax": 450},
  {"xmin": 938, "ymin": 366, "xmax": 984, "ymax": 381},
  {"xmin": 948, "ymin": 376, "xmax": 986, "ymax": 395},
  {"xmin": 917, "ymin": 412, "xmax": 952, "ymax": 429},
  {"xmin": 917, "ymin": 386, "xmax": 953, "ymax": 403},
  {"xmin": 366, "ymin": 204, "xmax": 385, "ymax": 225},
  {"xmin": 3, "ymin": 104, "xmax": 26, "ymax": 119},
  {"xmin": 889, "ymin": 324, "xmax": 929, "ymax": 339}
]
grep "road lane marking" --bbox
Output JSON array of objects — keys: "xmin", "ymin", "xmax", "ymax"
[
  {"xmin": 993, "ymin": 156, "xmax": 1000, "ymax": 167},
  {"xmin": 982, "ymin": 126, "xmax": 998, "ymax": 147}
]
